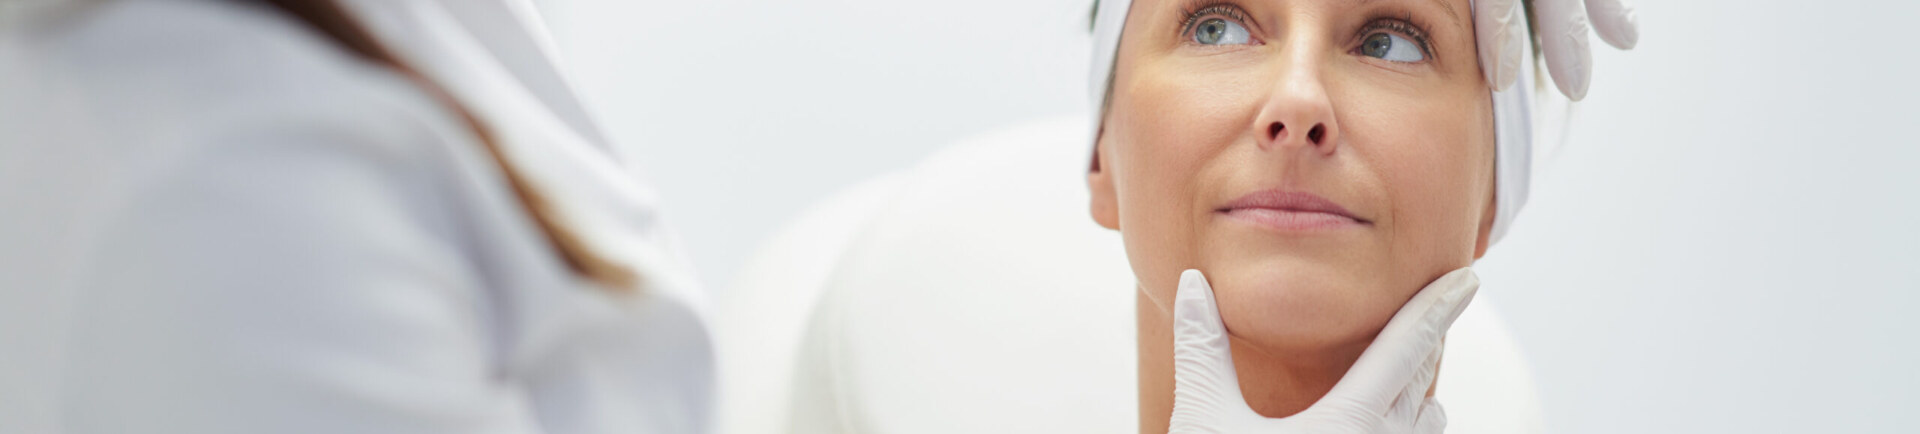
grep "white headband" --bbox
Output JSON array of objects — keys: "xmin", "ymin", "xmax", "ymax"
[{"xmin": 1089, "ymin": 0, "xmax": 1536, "ymax": 246}]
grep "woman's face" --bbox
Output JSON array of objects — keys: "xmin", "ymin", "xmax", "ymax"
[{"xmin": 1090, "ymin": 0, "xmax": 1497, "ymax": 352}]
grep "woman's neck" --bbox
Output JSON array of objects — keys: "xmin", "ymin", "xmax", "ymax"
[{"xmin": 1134, "ymin": 288, "xmax": 1373, "ymax": 433}]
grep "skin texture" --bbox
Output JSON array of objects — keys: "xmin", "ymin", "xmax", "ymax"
[{"xmin": 1084, "ymin": 0, "xmax": 1498, "ymax": 431}]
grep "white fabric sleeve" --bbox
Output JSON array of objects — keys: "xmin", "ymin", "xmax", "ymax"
[{"xmin": 57, "ymin": 113, "xmax": 544, "ymax": 434}]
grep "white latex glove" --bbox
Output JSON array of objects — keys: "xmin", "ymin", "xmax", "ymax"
[
  {"xmin": 1168, "ymin": 268, "xmax": 1480, "ymax": 434},
  {"xmin": 1476, "ymin": 0, "xmax": 1639, "ymax": 100}
]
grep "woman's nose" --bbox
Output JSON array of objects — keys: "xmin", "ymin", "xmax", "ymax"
[{"xmin": 1255, "ymin": 64, "xmax": 1340, "ymax": 155}]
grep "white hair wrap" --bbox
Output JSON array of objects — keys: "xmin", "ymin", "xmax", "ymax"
[{"xmin": 1089, "ymin": 0, "xmax": 1537, "ymax": 245}]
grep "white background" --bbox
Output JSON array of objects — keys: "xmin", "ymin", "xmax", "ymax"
[{"xmin": 541, "ymin": 0, "xmax": 1920, "ymax": 432}]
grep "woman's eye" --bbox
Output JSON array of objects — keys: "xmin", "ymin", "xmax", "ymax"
[
  {"xmin": 1360, "ymin": 33, "xmax": 1424, "ymax": 62},
  {"xmin": 1192, "ymin": 18, "xmax": 1252, "ymax": 45}
]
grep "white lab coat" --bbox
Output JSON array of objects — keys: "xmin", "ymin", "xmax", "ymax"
[{"xmin": 0, "ymin": 1, "xmax": 711, "ymax": 433}]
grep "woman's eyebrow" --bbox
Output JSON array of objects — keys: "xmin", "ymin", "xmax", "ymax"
[{"xmin": 1358, "ymin": 0, "xmax": 1467, "ymax": 34}]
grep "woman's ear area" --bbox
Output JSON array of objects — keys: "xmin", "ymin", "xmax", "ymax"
[{"xmin": 1089, "ymin": 132, "xmax": 1122, "ymax": 231}]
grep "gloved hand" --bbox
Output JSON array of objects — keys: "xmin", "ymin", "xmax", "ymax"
[
  {"xmin": 1167, "ymin": 268, "xmax": 1480, "ymax": 434},
  {"xmin": 1476, "ymin": 0, "xmax": 1639, "ymax": 100}
]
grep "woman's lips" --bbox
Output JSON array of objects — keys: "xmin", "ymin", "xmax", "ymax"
[{"xmin": 1217, "ymin": 190, "xmax": 1370, "ymax": 231}]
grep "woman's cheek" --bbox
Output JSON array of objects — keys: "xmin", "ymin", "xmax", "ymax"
[
  {"xmin": 1119, "ymin": 142, "xmax": 1208, "ymax": 304},
  {"xmin": 1364, "ymin": 99, "xmax": 1489, "ymax": 280},
  {"xmin": 1111, "ymin": 97, "xmax": 1185, "ymax": 306},
  {"xmin": 1114, "ymin": 72, "xmax": 1255, "ymax": 307}
]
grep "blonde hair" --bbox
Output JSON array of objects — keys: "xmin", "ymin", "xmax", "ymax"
[{"xmin": 256, "ymin": 0, "xmax": 637, "ymax": 291}]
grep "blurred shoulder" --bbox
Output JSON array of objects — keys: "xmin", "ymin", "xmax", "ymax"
[{"xmin": 6, "ymin": 0, "xmax": 469, "ymax": 164}]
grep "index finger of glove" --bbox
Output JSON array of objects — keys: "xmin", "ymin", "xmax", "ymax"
[
  {"xmin": 1308, "ymin": 268, "xmax": 1479, "ymax": 417},
  {"xmin": 1585, "ymin": 0, "xmax": 1640, "ymax": 49},
  {"xmin": 1473, "ymin": 0, "xmax": 1522, "ymax": 90},
  {"xmin": 1534, "ymin": 0, "xmax": 1595, "ymax": 100}
]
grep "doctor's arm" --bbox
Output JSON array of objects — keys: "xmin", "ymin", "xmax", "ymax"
[{"xmin": 58, "ymin": 115, "xmax": 546, "ymax": 434}]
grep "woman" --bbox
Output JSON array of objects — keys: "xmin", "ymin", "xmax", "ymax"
[
  {"xmin": 0, "ymin": 0, "xmax": 710, "ymax": 432},
  {"xmin": 1082, "ymin": 0, "xmax": 1634, "ymax": 432}
]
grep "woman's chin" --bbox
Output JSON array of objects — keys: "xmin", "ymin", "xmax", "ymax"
[{"xmin": 1206, "ymin": 261, "xmax": 1403, "ymax": 354}]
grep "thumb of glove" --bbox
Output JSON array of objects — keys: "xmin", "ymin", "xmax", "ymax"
[{"xmin": 1168, "ymin": 269, "xmax": 1263, "ymax": 433}]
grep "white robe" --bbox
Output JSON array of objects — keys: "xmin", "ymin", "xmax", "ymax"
[{"xmin": 0, "ymin": 1, "xmax": 711, "ymax": 433}]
